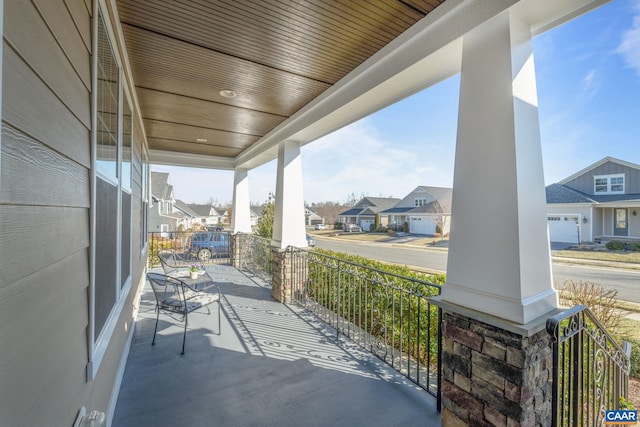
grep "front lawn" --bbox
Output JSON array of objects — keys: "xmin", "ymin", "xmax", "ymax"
[{"xmin": 554, "ymin": 250, "xmax": 640, "ymax": 264}]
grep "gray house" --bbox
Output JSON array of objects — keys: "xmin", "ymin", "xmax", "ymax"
[
  {"xmin": 381, "ymin": 186, "xmax": 453, "ymax": 235},
  {"xmin": 149, "ymin": 172, "xmax": 179, "ymax": 234},
  {"xmin": 305, "ymin": 207, "xmax": 324, "ymax": 226},
  {"xmin": 546, "ymin": 157, "xmax": 640, "ymax": 243},
  {"xmin": 339, "ymin": 197, "xmax": 400, "ymax": 231}
]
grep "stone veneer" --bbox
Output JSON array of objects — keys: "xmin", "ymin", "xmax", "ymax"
[
  {"xmin": 229, "ymin": 233, "xmax": 241, "ymax": 268},
  {"xmin": 271, "ymin": 248, "xmax": 308, "ymax": 304},
  {"xmin": 441, "ymin": 310, "xmax": 553, "ymax": 427},
  {"xmin": 271, "ymin": 249, "xmax": 291, "ymax": 303}
]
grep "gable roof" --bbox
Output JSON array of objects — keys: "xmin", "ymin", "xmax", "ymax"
[
  {"xmin": 151, "ymin": 172, "xmax": 173, "ymax": 200},
  {"xmin": 340, "ymin": 207, "xmax": 364, "ymax": 216},
  {"xmin": 545, "ymin": 184, "xmax": 595, "ymax": 204},
  {"xmin": 354, "ymin": 197, "xmax": 400, "ymax": 209},
  {"xmin": 559, "ymin": 157, "xmax": 640, "ymax": 185},
  {"xmin": 174, "ymin": 200, "xmax": 199, "ymax": 217},
  {"xmin": 187, "ymin": 204, "xmax": 222, "ymax": 217}
]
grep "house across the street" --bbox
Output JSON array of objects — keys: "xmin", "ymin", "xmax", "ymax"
[
  {"xmin": 546, "ymin": 157, "xmax": 640, "ymax": 244},
  {"xmin": 380, "ymin": 186, "xmax": 452, "ymax": 235},
  {"xmin": 339, "ymin": 197, "xmax": 400, "ymax": 231}
]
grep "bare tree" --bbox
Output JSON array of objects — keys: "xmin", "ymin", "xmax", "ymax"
[
  {"xmin": 309, "ymin": 201, "xmax": 351, "ymax": 226},
  {"xmin": 344, "ymin": 192, "xmax": 366, "ymax": 206}
]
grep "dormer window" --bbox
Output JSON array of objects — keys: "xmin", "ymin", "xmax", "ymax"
[
  {"xmin": 594, "ymin": 174, "xmax": 624, "ymax": 194},
  {"xmin": 415, "ymin": 198, "xmax": 428, "ymax": 206}
]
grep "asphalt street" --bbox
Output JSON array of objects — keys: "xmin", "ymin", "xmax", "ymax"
[{"xmin": 315, "ymin": 237, "xmax": 640, "ymax": 303}]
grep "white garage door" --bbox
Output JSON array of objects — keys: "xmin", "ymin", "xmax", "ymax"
[
  {"xmin": 360, "ymin": 220, "xmax": 374, "ymax": 231},
  {"xmin": 409, "ymin": 217, "xmax": 436, "ymax": 235},
  {"xmin": 548, "ymin": 216, "xmax": 579, "ymax": 243}
]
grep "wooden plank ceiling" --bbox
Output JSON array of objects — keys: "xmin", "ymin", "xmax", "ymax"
[{"xmin": 117, "ymin": 0, "xmax": 445, "ymax": 161}]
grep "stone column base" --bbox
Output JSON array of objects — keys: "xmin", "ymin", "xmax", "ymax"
[
  {"xmin": 271, "ymin": 249, "xmax": 288, "ymax": 303},
  {"xmin": 271, "ymin": 248, "xmax": 308, "ymax": 304},
  {"xmin": 432, "ymin": 298, "xmax": 558, "ymax": 427},
  {"xmin": 230, "ymin": 233, "xmax": 241, "ymax": 268}
]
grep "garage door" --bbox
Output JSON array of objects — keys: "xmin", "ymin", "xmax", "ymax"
[
  {"xmin": 360, "ymin": 220, "xmax": 374, "ymax": 231},
  {"xmin": 548, "ymin": 216, "xmax": 579, "ymax": 243},
  {"xmin": 409, "ymin": 217, "xmax": 436, "ymax": 235}
]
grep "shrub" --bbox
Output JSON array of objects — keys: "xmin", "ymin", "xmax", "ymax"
[
  {"xmin": 557, "ymin": 279, "xmax": 622, "ymax": 334},
  {"xmin": 334, "ymin": 221, "xmax": 343, "ymax": 230},
  {"xmin": 369, "ymin": 223, "xmax": 375, "ymax": 232},
  {"xmin": 403, "ymin": 221, "xmax": 409, "ymax": 233},
  {"xmin": 606, "ymin": 240, "xmax": 626, "ymax": 251},
  {"xmin": 632, "ymin": 242, "xmax": 640, "ymax": 252}
]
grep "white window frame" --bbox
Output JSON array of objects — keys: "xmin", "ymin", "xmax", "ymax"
[
  {"xmin": 593, "ymin": 174, "xmax": 625, "ymax": 194},
  {"xmin": 88, "ymin": 1, "xmax": 133, "ymax": 381}
]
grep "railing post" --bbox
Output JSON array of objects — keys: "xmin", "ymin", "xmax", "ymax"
[
  {"xmin": 437, "ymin": 307, "xmax": 442, "ymax": 413},
  {"xmin": 336, "ymin": 260, "xmax": 341, "ymax": 338}
]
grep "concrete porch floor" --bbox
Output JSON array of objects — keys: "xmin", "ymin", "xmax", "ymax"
[{"xmin": 112, "ymin": 264, "xmax": 440, "ymax": 427}]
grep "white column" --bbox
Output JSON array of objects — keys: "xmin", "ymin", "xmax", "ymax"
[
  {"xmin": 442, "ymin": 10, "xmax": 558, "ymax": 325},
  {"xmin": 271, "ymin": 141, "xmax": 307, "ymax": 249},
  {"xmin": 231, "ymin": 168, "xmax": 252, "ymax": 233}
]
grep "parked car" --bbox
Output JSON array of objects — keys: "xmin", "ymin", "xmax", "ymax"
[
  {"xmin": 188, "ymin": 231, "xmax": 229, "ymax": 261},
  {"xmin": 205, "ymin": 225, "xmax": 224, "ymax": 231},
  {"xmin": 314, "ymin": 224, "xmax": 326, "ymax": 230},
  {"xmin": 343, "ymin": 224, "xmax": 362, "ymax": 233},
  {"xmin": 306, "ymin": 234, "xmax": 316, "ymax": 247}
]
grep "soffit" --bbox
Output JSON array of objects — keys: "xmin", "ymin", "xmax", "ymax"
[{"xmin": 116, "ymin": 0, "xmax": 444, "ymax": 165}]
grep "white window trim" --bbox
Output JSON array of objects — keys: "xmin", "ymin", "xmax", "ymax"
[
  {"xmin": 88, "ymin": 0, "xmax": 133, "ymax": 381},
  {"xmin": 593, "ymin": 173, "xmax": 625, "ymax": 194}
]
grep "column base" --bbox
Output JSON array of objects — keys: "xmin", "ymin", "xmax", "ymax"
[{"xmin": 431, "ymin": 299, "xmax": 562, "ymax": 427}]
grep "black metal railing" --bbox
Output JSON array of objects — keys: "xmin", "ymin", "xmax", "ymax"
[
  {"xmin": 287, "ymin": 247, "xmax": 442, "ymax": 403},
  {"xmin": 148, "ymin": 230, "xmax": 231, "ymax": 268},
  {"xmin": 236, "ymin": 233, "xmax": 273, "ymax": 283},
  {"xmin": 546, "ymin": 305, "xmax": 631, "ymax": 426}
]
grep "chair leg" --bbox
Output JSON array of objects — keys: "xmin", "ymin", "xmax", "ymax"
[
  {"xmin": 152, "ymin": 306, "xmax": 160, "ymax": 346},
  {"xmin": 181, "ymin": 314, "xmax": 188, "ymax": 355},
  {"xmin": 217, "ymin": 300, "xmax": 221, "ymax": 335}
]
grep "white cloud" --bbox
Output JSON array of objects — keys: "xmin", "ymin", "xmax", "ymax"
[
  {"xmin": 617, "ymin": 3, "xmax": 640, "ymax": 76},
  {"xmin": 300, "ymin": 119, "xmax": 455, "ymax": 203},
  {"xmin": 580, "ymin": 69, "xmax": 600, "ymax": 101}
]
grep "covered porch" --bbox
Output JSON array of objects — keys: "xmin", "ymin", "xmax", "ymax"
[{"xmin": 113, "ymin": 264, "xmax": 439, "ymax": 426}]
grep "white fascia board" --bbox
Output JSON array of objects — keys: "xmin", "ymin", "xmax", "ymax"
[
  {"xmin": 235, "ymin": 0, "xmax": 608, "ymax": 171},
  {"xmin": 150, "ymin": 149, "xmax": 235, "ymax": 170}
]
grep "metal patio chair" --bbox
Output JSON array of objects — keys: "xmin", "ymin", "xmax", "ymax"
[
  {"xmin": 157, "ymin": 249, "xmax": 202, "ymax": 276},
  {"xmin": 147, "ymin": 272, "xmax": 221, "ymax": 354}
]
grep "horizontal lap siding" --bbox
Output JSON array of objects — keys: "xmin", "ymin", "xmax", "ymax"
[{"xmin": 1, "ymin": 1, "xmax": 145, "ymax": 426}]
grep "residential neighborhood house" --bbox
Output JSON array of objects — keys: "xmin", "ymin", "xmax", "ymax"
[
  {"xmin": 305, "ymin": 207, "xmax": 324, "ymax": 226},
  {"xmin": 381, "ymin": 186, "xmax": 453, "ymax": 235},
  {"xmin": 149, "ymin": 172, "xmax": 180, "ymax": 234},
  {"xmin": 173, "ymin": 200, "xmax": 200, "ymax": 230},
  {"xmin": 187, "ymin": 204, "xmax": 229, "ymax": 228},
  {"xmin": 339, "ymin": 197, "xmax": 400, "ymax": 231},
  {"xmin": 546, "ymin": 157, "xmax": 640, "ymax": 244}
]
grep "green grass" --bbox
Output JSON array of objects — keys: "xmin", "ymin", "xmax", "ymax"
[
  {"xmin": 620, "ymin": 317, "xmax": 640, "ymax": 341},
  {"xmin": 554, "ymin": 250, "xmax": 640, "ymax": 264},
  {"xmin": 327, "ymin": 232, "xmax": 392, "ymax": 242}
]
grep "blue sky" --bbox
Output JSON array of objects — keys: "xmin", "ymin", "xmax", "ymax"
[{"xmin": 153, "ymin": 0, "xmax": 640, "ymax": 206}]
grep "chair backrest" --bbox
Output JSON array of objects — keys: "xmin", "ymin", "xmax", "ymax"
[
  {"xmin": 147, "ymin": 272, "xmax": 186, "ymax": 313},
  {"xmin": 157, "ymin": 250, "xmax": 179, "ymax": 275}
]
